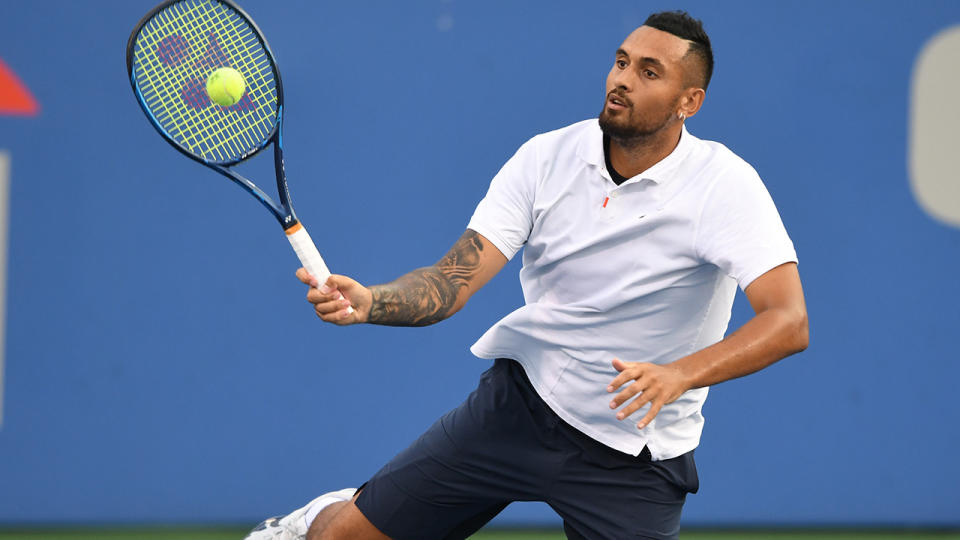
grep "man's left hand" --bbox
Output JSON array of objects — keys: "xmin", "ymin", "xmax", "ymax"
[{"xmin": 607, "ymin": 358, "xmax": 690, "ymax": 430}]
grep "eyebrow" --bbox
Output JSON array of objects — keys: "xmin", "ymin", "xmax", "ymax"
[{"xmin": 616, "ymin": 48, "xmax": 667, "ymax": 71}]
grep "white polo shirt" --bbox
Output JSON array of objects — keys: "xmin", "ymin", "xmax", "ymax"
[{"xmin": 467, "ymin": 119, "xmax": 797, "ymax": 460}]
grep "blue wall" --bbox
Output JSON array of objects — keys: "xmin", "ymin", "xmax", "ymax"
[{"xmin": 1, "ymin": 0, "xmax": 958, "ymax": 528}]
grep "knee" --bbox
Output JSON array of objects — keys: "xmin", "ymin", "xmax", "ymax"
[
  {"xmin": 306, "ymin": 499, "xmax": 387, "ymax": 540},
  {"xmin": 306, "ymin": 501, "xmax": 347, "ymax": 540}
]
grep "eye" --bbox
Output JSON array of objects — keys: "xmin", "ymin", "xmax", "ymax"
[
  {"xmin": 643, "ymin": 69, "xmax": 658, "ymax": 79},
  {"xmin": 616, "ymin": 59, "xmax": 628, "ymax": 69}
]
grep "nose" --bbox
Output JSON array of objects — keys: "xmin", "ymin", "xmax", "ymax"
[{"xmin": 608, "ymin": 68, "xmax": 632, "ymax": 94}]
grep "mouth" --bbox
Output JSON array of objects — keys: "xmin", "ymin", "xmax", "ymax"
[{"xmin": 606, "ymin": 93, "xmax": 630, "ymax": 111}]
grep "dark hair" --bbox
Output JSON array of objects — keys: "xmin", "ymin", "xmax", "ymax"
[{"xmin": 643, "ymin": 11, "xmax": 713, "ymax": 90}]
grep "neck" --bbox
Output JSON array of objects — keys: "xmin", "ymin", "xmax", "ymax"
[{"xmin": 608, "ymin": 123, "xmax": 683, "ymax": 179}]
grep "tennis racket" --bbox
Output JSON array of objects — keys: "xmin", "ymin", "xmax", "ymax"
[{"xmin": 126, "ymin": 0, "xmax": 349, "ymax": 308}]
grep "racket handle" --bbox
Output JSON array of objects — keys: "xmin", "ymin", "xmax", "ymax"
[{"xmin": 285, "ymin": 222, "xmax": 354, "ymax": 314}]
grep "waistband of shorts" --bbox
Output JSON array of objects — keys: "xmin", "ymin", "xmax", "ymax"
[{"xmin": 494, "ymin": 358, "xmax": 652, "ymax": 462}]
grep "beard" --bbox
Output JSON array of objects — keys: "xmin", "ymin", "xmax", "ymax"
[{"xmin": 598, "ymin": 96, "xmax": 678, "ymax": 146}]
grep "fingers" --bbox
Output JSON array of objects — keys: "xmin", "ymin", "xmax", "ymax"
[
  {"xmin": 610, "ymin": 376, "xmax": 653, "ymax": 420},
  {"xmin": 607, "ymin": 358, "xmax": 639, "ymax": 392},
  {"xmin": 312, "ymin": 297, "xmax": 352, "ymax": 315},
  {"xmin": 297, "ymin": 271, "xmax": 366, "ymax": 325},
  {"xmin": 295, "ymin": 269, "xmax": 345, "ymax": 295},
  {"xmin": 307, "ymin": 287, "xmax": 352, "ymax": 315},
  {"xmin": 318, "ymin": 276, "xmax": 337, "ymax": 294},
  {"xmin": 608, "ymin": 361, "xmax": 645, "ymax": 406},
  {"xmin": 613, "ymin": 385, "xmax": 663, "ymax": 429},
  {"xmin": 606, "ymin": 358, "xmax": 671, "ymax": 429},
  {"xmin": 295, "ymin": 267, "xmax": 318, "ymax": 287},
  {"xmin": 636, "ymin": 403, "xmax": 663, "ymax": 430},
  {"xmin": 306, "ymin": 287, "xmax": 343, "ymax": 305},
  {"xmin": 315, "ymin": 299, "xmax": 355, "ymax": 324},
  {"xmin": 617, "ymin": 388, "xmax": 656, "ymax": 421},
  {"xmin": 321, "ymin": 274, "xmax": 358, "ymax": 295}
]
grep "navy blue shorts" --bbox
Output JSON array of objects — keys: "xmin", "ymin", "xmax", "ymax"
[{"xmin": 355, "ymin": 359, "xmax": 699, "ymax": 540}]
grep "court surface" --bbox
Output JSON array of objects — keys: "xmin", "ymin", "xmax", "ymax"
[{"xmin": 1, "ymin": 529, "xmax": 958, "ymax": 539}]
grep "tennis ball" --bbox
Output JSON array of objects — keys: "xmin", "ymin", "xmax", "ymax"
[{"xmin": 206, "ymin": 67, "xmax": 246, "ymax": 107}]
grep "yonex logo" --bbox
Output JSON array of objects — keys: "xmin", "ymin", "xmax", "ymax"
[{"xmin": 155, "ymin": 32, "xmax": 254, "ymax": 111}]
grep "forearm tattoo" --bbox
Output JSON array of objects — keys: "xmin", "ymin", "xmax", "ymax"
[{"xmin": 368, "ymin": 230, "xmax": 485, "ymax": 326}]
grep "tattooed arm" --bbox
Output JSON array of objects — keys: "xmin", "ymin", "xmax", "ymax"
[
  {"xmin": 296, "ymin": 230, "xmax": 508, "ymax": 326},
  {"xmin": 367, "ymin": 230, "xmax": 504, "ymax": 325}
]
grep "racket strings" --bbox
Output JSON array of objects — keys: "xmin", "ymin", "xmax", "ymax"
[
  {"xmin": 140, "ymin": 1, "xmax": 274, "ymax": 158},
  {"xmin": 132, "ymin": 0, "xmax": 278, "ymax": 164},
  {"xmin": 140, "ymin": 1, "xmax": 273, "ymax": 154}
]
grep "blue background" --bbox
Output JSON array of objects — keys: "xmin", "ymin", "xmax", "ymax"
[{"xmin": 1, "ymin": 0, "xmax": 958, "ymax": 529}]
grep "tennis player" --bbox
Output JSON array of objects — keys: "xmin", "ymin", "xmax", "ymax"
[{"xmin": 247, "ymin": 10, "xmax": 808, "ymax": 540}]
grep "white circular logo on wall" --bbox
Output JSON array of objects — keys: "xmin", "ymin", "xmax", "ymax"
[{"xmin": 910, "ymin": 25, "xmax": 960, "ymax": 228}]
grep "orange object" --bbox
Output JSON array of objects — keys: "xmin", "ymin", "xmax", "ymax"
[
  {"xmin": 0, "ymin": 57, "xmax": 39, "ymax": 116},
  {"xmin": 284, "ymin": 222, "xmax": 303, "ymax": 235}
]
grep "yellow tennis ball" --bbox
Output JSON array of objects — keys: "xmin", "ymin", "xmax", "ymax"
[{"xmin": 206, "ymin": 67, "xmax": 246, "ymax": 107}]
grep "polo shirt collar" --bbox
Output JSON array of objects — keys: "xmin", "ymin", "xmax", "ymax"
[{"xmin": 578, "ymin": 120, "xmax": 695, "ymax": 186}]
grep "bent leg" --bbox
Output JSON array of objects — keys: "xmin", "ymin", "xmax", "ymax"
[
  {"xmin": 550, "ymin": 446, "xmax": 698, "ymax": 540},
  {"xmin": 315, "ymin": 360, "xmax": 556, "ymax": 539},
  {"xmin": 312, "ymin": 360, "xmax": 555, "ymax": 539}
]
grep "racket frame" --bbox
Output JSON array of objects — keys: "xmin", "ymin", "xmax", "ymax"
[{"xmin": 125, "ymin": 0, "xmax": 299, "ymax": 230}]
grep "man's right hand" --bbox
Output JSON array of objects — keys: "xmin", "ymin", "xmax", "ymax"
[
  {"xmin": 296, "ymin": 268, "xmax": 372, "ymax": 325},
  {"xmin": 297, "ymin": 230, "xmax": 506, "ymax": 327}
]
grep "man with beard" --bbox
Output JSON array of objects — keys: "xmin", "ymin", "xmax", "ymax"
[{"xmin": 246, "ymin": 10, "xmax": 808, "ymax": 540}]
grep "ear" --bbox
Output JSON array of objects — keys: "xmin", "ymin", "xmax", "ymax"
[{"xmin": 678, "ymin": 87, "xmax": 705, "ymax": 119}]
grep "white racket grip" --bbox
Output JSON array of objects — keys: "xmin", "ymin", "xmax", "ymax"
[{"xmin": 285, "ymin": 223, "xmax": 353, "ymax": 314}]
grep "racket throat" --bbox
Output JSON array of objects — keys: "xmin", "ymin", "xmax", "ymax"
[{"xmin": 273, "ymin": 127, "xmax": 297, "ymax": 226}]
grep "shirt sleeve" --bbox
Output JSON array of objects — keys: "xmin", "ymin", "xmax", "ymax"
[
  {"xmin": 466, "ymin": 137, "xmax": 539, "ymax": 261},
  {"xmin": 694, "ymin": 162, "xmax": 798, "ymax": 291}
]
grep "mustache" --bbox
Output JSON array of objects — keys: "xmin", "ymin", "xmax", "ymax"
[{"xmin": 607, "ymin": 90, "xmax": 632, "ymax": 108}]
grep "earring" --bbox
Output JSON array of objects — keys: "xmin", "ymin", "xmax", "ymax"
[{"xmin": 678, "ymin": 112, "xmax": 686, "ymax": 121}]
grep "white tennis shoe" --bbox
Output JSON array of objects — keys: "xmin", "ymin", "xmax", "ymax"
[{"xmin": 244, "ymin": 488, "xmax": 357, "ymax": 540}]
